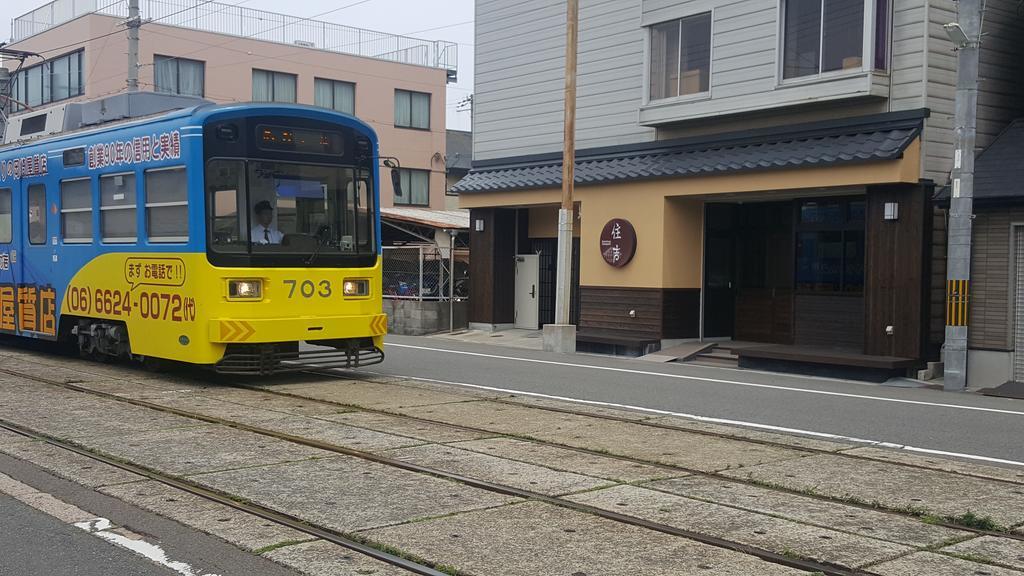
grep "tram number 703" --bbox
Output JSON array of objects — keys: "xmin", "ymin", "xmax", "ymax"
[{"xmin": 284, "ymin": 279, "xmax": 332, "ymax": 299}]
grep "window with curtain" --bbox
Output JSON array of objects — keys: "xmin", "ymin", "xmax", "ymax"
[
  {"xmin": 154, "ymin": 55, "xmax": 205, "ymax": 97},
  {"xmin": 60, "ymin": 178, "xmax": 92, "ymax": 243},
  {"xmin": 648, "ymin": 12, "xmax": 711, "ymax": 101},
  {"xmin": 100, "ymin": 173, "xmax": 137, "ymax": 243},
  {"xmin": 252, "ymin": 69, "xmax": 297, "ymax": 103},
  {"xmin": 314, "ymin": 78, "xmax": 355, "ymax": 115},
  {"xmin": 782, "ymin": 0, "xmax": 886, "ymax": 79},
  {"xmin": 395, "ymin": 169, "xmax": 430, "ymax": 206},
  {"xmin": 9, "ymin": 50, "xmax": 83, "ymax": 112},
  {"xmin": 395, "ymin": 89, "xmax": 430, "ymax": 129},
  {"xmin": 145, "ymin": 167, "xmax": 189, "ymax": 242}
]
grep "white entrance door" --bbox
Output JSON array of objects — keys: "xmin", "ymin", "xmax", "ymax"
[{"xmin": 515, "ymin": 254, "xmax": 540, "ymax": 330}]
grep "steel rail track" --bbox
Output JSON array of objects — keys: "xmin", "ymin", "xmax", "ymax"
[
  {"xmin": 234, "ymin": 377, "xmax": 1024, "ymax": 542},
  {"xmin": 0, "ymin": 366, "xmax": 882, "ymax": 576},
  {"xmin": 0, "ymin": 418, "xmax": 452, "ymax": 576}
]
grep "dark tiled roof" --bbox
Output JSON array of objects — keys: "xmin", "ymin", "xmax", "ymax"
[
  {"xmin": 974, "ymin": 119, "xmax": 1024, "ymax": 200},
  {"xmin": 446, "ymin": 129, "xmax": 473, "ymax": 172},
  {"xmin": 453, "ymin": 110, "xmax": 925, "ymax": 194}
]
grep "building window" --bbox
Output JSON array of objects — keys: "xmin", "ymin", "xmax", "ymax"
[
  {"xmin": 649, "ymin": 13, "xmax": 712, "ymax": 101},
  {"xmin": 60, "ymin": 178, "xmax": 92, "ymax": 243},
  {"xmin": 782, "ymin": 0, "xmax": 888, "ymax": 80},
  {"xmin": 314, "ymin": 78, "xmax": 355, "ymax": 115},
  {"xmin": 10, "ymin": 50, "xmax": 83, "ymax": 112},
  {"xmin": 154, "ymin": 55, "xmax": 205, "ymax": 97},
  {"xmin": 0, "ymin": 188, "xmax": 11, "ymax": 244},
  {"xmin": 27, "ymin": 185, "xmax": 46, "ymax": 245},
  {"xmin": 252, "ymin": 69, "xmax": 297, "ymax": 103},
  {"xmin": 396, "ymin": 169, "xmax": 429, "ymax": 206},
  {"xmin": 145, "ymin": 167, "xmax": 189, "ymax": 242},
  {"xmin": 795, "ymin": 198, "xmax": 865, "ymax": 292},
  {"xmin": 100, "ymin": 173, "xmax": 137, "ymax": 243},
  {"xmin": 395, "ymin": 89, "xmax": 430, "ymax": 129}
]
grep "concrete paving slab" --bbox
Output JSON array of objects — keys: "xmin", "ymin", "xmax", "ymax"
[
  {"xmin": 0, "ymin": 385, "xmax": 203, "ymax": 438},
  {"xmin": 400, "ymin": 401, "xmax": 807, "ymax": 472},
  {"xmin": 649, "ymin": 475, "xmax": 968, "ymax": 548},
  {"xmin": 567, "ymin": 485, "xmax": 912, "ymax": 569},
  {"xmin": 84, "ymin": 425, "xmax": 334, "ymax": 476},
  {"xmin": 363, "ymin": 500, "xmax": 807, "ymax": 576},
  {"xmin": 324, "ymin": 411, "xmax": 492, "ymax": 444},
  {"xmin": 0, "ymin": 358, "xmax": 109, "ymax": 383},
  {"xmin": 257, "ymin": 379, "xmax": 488, "ymax": 410},
  {"xmin": 941, "ymin": 536, "xmax": 1024, "ymax": 571},
  {"xmin": 191, "ymin": 456, "xmax": 520, "ymax": 533},
  {"xmin": 264, "ymin": 540, "xmax": 412, "ymax": 576},
  {"xmin": 100, "ymin": 480, "xmax": 315, "ymax": 553},
  {"xmin": 0, "ymin": 439, "xmax": 144, "ymax": 487},
  {"xmin": 448, "ymin": 437, "xmax": 681, "ymax": 483},
  {"xmin": 871, "ymin": 552, "xmax": 1022, "ymax": 576},
  {"xmin": 721, "ymin": 454, "xmax": 1024, "ymax": 528},
  {"xmin": 649, "ymin": 415, "xmax": 853, "ymax": 452},
  {"xmin": 384, "ymin": 444, "xmax": 613, "ymax": 496},
  {"xmin": 0, "ymin": 428, "xmax": 33, "ymax": 449},
  {"xmin": 504, "ymin": 395, "xmax": 656, "ymax": 421},
  {"xmin": 843, "ymin": 447, "xmax": 1024, "ymax": 485},
  {"xmin": 238, "ymin": 414, "xmax": 428, "ymax": 453},
  {"xmin": 188, "ymin": 388, "xmax": 357, "ymax": 418}
]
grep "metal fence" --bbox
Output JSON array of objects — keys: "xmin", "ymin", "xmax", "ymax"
[
  {"xmin": 12, "ymin": 0, "xmax": 458, "ymax": 73},
  {"xmin": 383, "ymin": 245, "xmax": 468, "ymax": 301}
]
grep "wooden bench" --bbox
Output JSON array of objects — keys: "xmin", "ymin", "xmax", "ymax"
[
  {"xmin": 734, "ymin": 345, "xmax": 918, "ymax": 382},
  {"xmin": 576, "ymin": 330, "xmax": 660, "ymax": 357}
]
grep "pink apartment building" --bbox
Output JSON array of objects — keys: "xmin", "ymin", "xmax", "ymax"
[{"xmin": 4, "ymin": 0, "xmax": 458, "ymax": 210}]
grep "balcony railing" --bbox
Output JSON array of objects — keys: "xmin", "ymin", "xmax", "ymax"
[{"xmin": 11, "ymin": 0, "xmax": 458, "ymax": 77}]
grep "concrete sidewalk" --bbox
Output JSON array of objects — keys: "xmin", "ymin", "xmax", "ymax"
[{"xmin": 1, "ymin": 345, "xmax": 1023, "ymax": 575}]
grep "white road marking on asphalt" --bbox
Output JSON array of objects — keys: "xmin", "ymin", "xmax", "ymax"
[
  {"xmin": 0, "ymin": 472, "xmax": 219, "ymax": 576},
  {"xmin": 76, "ymin": 518, "xmax": 221, "ymax": 576},
  {"xmin": 384, "ymin": 343, "xmax": 1024, "ymax": 417},
  {"xmin": 364, "ymin": 365, "xmax": 1024, "ymax": 469}
]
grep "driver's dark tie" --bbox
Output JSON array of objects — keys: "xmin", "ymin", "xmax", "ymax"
[{"xmin": 264, "ymin": 229, "xmax": 270, "ymax": 243}]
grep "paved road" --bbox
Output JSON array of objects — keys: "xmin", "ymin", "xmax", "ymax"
[
  {"xmin": 0, "ymin": 493, "xmax": 178, "ymax": 576},
  {"xmin": 369, "ymin": 335, "xmax": 1024, "ymax": 464}
]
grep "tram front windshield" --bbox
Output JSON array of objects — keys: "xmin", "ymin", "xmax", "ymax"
[{"xmin": 207, "ymin": 159, "xmax": 374, "ymax": 258}]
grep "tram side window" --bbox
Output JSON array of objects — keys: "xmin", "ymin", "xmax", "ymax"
[
  {"xmin": 100, "ymin": 173, "xmax": 137, "ymax": 243},
  {"xmin": 146, "ymin": 167, "xmax": 188, "ymax": 242},
  {"xmin": 207, "ymin": 160, "xmax": 246, "ymax": 252},
  {"xmin": 0, "ymin": 188, "xmax": 11, "ymax": 244},
  {"xmin": 27, "ymin": 185, "xmax": 46, "ymax": 245},
  {"xmin": 60, "ymin": 178, "xmax": 92, "ymax": 243}
]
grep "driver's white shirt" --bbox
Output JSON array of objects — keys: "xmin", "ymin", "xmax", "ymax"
[{"xmin": 251, "ymin": 224, "xmax": 284, "ymax": 244}]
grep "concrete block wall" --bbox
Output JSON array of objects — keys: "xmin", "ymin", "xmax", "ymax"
[{"xmin": 385, "ymin": 300, "xmax": 469, "ymax": 336}]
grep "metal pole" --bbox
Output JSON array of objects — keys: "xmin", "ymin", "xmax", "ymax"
[
  {"xmin": 449, "ymin": 231, "xmax": 455, "ymax": 333},
  {"xmin": 943, "ymin": 2, "xmax": 983, "ymax": 391},
  {"xmin": 418, "ymin": 245, "xmax": 424, "ymax": 303},
  {"xmin": 553, "ymin": 0, "xmax": 578, "ymax": 328},
  {"xmin": 126, "ymin": 0, "xmax": 140, "ymax": 92}
]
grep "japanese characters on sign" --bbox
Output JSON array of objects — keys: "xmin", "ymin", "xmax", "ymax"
[
  {"xmin": 124, "ymin": 257, "xmax": 187, "ymax": 290},
  {"xmin": 599, "ymin": 218, "xmax": 637, "ymax": 268},
  {"xmin": 87, "ymin": 130, "xmax": 181, "ymax": 170},
  {"xmin": 0, "ymin": 252, "xmax": 10, "ymax": 272},
  {"xmin": 0, "ymin": 154, "xmax": 48, "ymax": 182},
  {"xmin": 0, "ymin": 283, "xmax": 57, "ymax": 336}
]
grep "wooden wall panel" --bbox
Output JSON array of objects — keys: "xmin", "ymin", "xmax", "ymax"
[
  {"xmin": 468, "ymin": 208, "xmax": 517, "ymax": 325},
  {"xmin": 662, "ymin": 289, "xmax": 700, "ymax": 339},
  {"xmin": 794, "ymin": 294, "xmax": 864, "ymax": 350},
  {"xmin": 579, "ymin": 287, "xmax": 663, "ymax": 340},
  {"xmin": 864, "ymin": 184, "xmax": 926, "ymax": 359},
  {"xmin": 968, "ymin": 206, "xmax": 1024, "ymax": 351}
]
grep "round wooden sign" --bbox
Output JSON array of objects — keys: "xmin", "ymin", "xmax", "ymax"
[{"xmin": 600, "ymin": 218, "xmax": 637, "ymax": 268}]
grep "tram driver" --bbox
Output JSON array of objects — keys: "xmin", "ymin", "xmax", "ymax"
[{"xmin": 250, "ymin": 200, "xmax": 283, "ymax": 245}]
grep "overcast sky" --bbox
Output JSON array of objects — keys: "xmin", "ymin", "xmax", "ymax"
[{"xmin": 0, "ymin": 0, "xmax": 474, "ymax": 130}]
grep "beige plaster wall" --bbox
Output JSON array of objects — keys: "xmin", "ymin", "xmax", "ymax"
[{"xmin": 9, "ymin": 14, "xmax": 450, "ymax": 209}]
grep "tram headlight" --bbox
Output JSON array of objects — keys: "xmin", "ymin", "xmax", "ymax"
[
  {"xmin": 343, "ymin": 279, "xmax": 370, "ymax": 297},
  {"xmin": 228, "ymin": 279, "xmax": 263, "ymax": 300}
]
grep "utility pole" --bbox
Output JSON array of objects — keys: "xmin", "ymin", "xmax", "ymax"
[
  {"xmin": 126, "ymin": 0, "xmax": 141, "ymax": 92},
  {"xmin": 943, "ymin": 1, "xmax": 984, "ymax": 391},
  {"xmin": 543, "ymin": 0, "xmax": 579, "ymax": 353}
]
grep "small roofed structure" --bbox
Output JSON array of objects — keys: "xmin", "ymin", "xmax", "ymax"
[{"xmin": 381, "ymin": 207, "xmax": 469, "ymax": 248}]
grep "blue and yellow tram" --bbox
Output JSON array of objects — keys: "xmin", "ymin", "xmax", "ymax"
[{"xmin": 0, "ymin": 100, "xmax": 387, "ymax": 373}]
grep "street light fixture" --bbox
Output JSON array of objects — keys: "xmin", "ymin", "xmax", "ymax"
[{"xmin": 943, "ymin": 23, "xmax": 971, "ymax": 48}]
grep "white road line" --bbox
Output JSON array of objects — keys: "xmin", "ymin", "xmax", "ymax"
[
  {"xmin": 0, "ymin": 472, "xmax": 219, "ymax": 576},
  {"xmin": 365, "ymin": 369, "xmax": 1024, "ymax": 469},
  {"xmin": 385, "ymin": 343, "xmax": 1024, "ymax": 417}
]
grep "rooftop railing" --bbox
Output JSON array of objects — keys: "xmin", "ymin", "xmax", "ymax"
[{"xmin": 12, "ymin": 0, "xmax": 458, "ymax": 77}]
